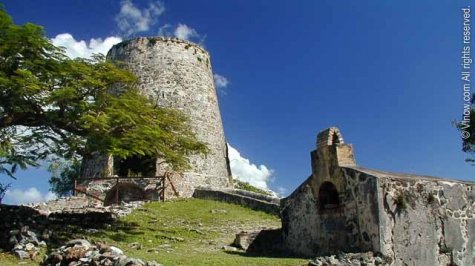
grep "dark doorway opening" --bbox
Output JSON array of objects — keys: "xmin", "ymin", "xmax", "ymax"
[
  {"xmin": 319, "ymin": 181, "xmax": 340, "ymax": 211},
  {"xmin": 104, "ymin": 183, "xmax": 146, "ymax": 206},
  {"xmin": 114, "ymin": 155, "xmax": 156, "ymax": 177}
]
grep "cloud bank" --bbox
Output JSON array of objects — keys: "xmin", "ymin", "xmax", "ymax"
[
  {"xmin": 4, "ymin": 187, "xmax": 57, "ymax": 205},
  {"xmin": 174, "ymin": 24, "xmax": 199, "ymax": 41},
  {"xmin": 213, "ymin": 74, "xmax": 229, "ymax": 89},
  {"xmin": 51, "ymin": 33, "xmax": 122, "ymax": 59},
  {"xmin": 50, "ymin": 1, "xmax": 209, "ymax": 61},
  {"xmin": 227, "ymin": 144, "xmax": 273, "ymax": 191},
  {"xmin": 116, "ymin": 0, "xmax": 165, "ymax": 37}
]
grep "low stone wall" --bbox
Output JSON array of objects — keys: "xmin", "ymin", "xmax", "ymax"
[
  {"xmin": 192, "ymin": 188, "xmax": 280, "ymax": 215},
  {"xmin": 0, "ymin": 197, "xmax": 145, "ymax": 251},
  {"xmin": 0, "ymin": 204, "xmax": 117, "ymax": 250}
]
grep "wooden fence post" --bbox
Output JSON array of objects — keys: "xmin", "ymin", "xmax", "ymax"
[{"xmin": 115, "ymin": 178, "xmax": 119, "ymax": 205}]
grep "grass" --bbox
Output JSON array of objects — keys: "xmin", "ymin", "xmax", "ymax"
[
  {"xmin": 233, "ymin": 179, "xmax": 274, "ymax": 196},
  {"xmin": 1, "ymin": 199, "xmax": 307, "ymax": 266}
]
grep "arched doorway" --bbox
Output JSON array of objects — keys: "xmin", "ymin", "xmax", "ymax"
[
  {"xmin": 318, "ymin": 181, "xmax": 340, "ymax": 211},
  {"xmin": 104, "ymin": 183, "xmax": 146, "ymax": 206}
]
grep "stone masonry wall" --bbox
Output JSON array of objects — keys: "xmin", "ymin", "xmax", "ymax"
[
  {"xmin": 370, "ymin": 171, "xmax": 475, "ymax": 266},
  {"xmin": 80, "ymin": 178, "xmax": 162, "ymax": 205},
  {"xmin": 82, "ymin": 37, "xmax": 232, "ymax": 198},
  {"xmin": 281, "ymin": 169, "xmax": 380, "ymax": 257},
  {"xmin": 193, "ymin": 188, "xmax": 280, "ymax": 215},
  {"xmin": 280, "ymin": 128, "xmax": 475, "ymax": 265}
]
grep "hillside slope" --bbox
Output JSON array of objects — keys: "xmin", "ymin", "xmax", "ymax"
[{"xmin": 0, "ymin": 199, "xmax": 307, "ymax": 266}]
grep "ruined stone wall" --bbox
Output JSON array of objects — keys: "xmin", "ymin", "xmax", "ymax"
[
  {"xmin": 193, "ymin": 188, "xmax": 280, "ymax": 215},
  {"xmin": 82, "ymin": 37, "xmax": 232, "ymax": 198},
  {"xmin": 80, "ymin": 154, "xmax": 113, "ymax": 178},
  {"xmin": 372, "ymin": 172, "xmax": 475, "ymax": 266},
  {"xmin": 80, "ymin": 178, "xmax": 162, "ymax": 205},
  {"xmin": 282, "ymin": 165, "xmax": 475, "ymax": 264},
  {"xmin": 280, "ymin": 168, "xmax": 380, "ymax": 257},
  {"xmin": 280, "ymin": 128, "xmax": 381, "ymax": 257},
  {"xmin": 281, "ymin": 128, "xmax": 475, "ymax": 264}
]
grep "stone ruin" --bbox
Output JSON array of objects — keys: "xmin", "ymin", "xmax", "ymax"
[
  {"xmin": 280, "ymin": 127, "xmax": 475, "ymax": 265},
  {"xmin": 78, "ymin": 37, "xmax": 233, "ymax": 204},
  {"xmin": 0, "ymin": 196, "xmax": 146, "ymax": 262}
]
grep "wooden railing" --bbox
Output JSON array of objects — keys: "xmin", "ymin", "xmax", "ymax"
[{"xmin": 73, "ymin": 174, "xmax": 180, "ymax": 204}]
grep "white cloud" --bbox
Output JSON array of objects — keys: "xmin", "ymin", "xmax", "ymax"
[
  {"xmin": 116, "ymin": 0, "xmax": 165, "ymax": 37},
  {"xmin": 228, "ymin": 144, "xmax": 274, "ymax": 191},
  {"xmin": 174, "ymin": 24, "xmax": 199, "ymax": 40},
  {"xmin": 3, "ymin": 187, "xmax": 57, "ymax": 205},
  {"xmin": 214, "ymin": 74, "xmax": 229, "ymax": 89},
  {"xmin": 158, "ymin": 24, "xmax": 173, "ymax": 36},
  {"xmin": 51, "ymin": 33, "xmax": 122, "ymax": 59},
  {"xmin": 275, "ymin": 186, "xmax": 288, "ymax": 197}
]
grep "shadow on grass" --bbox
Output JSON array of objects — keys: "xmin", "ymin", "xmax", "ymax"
[
  {"xmin": 223, "ymin": 250, "xmax": 308, "ymax": 259},
  {"xmin": 45, "ymin": 219, "xmax": 141, "ymax": 253},
  {"xmin": 223, "ymin": 228, "xmax": 311, "ymax": 260}
]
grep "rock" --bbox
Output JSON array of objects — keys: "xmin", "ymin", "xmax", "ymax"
[
  {"xmin": 48, "ymin": 252, "xmax": 63, "ymax": 264},
  {"xmin": 101, "ymin": 258, "xmax": 113, "ymax": 266},
  {"xmin": 20, "ymin": 226, "xmax": 29, "ymax": 235},
  {"xmin": 127, "ymin": 242, "xmax": 142, "ymax": 250},
  {"xmin": 233, "ymin": 231, "xmax": 259, "ymax": 250},
  {"xmin": 79, "ymin": 257, "xmax": 91, "ymax": 263},
  {"xmin": 146, "ymin": 261, "xmax": 163, "ymax": 266},
  {"xmin": 42, "ymin": 229, "xmax": 51, "ymax": 240},
  {"xmin": 42, "ymin": 238, "xmax": 162, "ymax": 266},
  {"xmin": 189, "ymin": 228, "xmax": 204, "ymax": 234},
  {"xmin": 222, "ymin": 246, "xmax": 238, "ymax": 252},
  {"xmin": 106, "ymin": 245, "xmax": 124, "ymax": 255},
  {"xmin": 26, "ymin": 230, "xmax": 37, "ymax": 238},
  {"xmin": 9, "ymin": 234, "xmax": 18, "ymax": 245},
  {"xmin": 171, "ymin": 236, "xmax": 184, "ymax": 242},
  {"xmin": 24, "ymin": 243, "xmax": 35, "ymax": 251},
  {"xmin": 308, "ymin": 251, "xmax": 385, "ymax": 266},
  {"xmin": 210, "ymin": 209, "xmax": 227, "ymax": 214},
  {"xmin": 117, "ymin": 257, "xmax": 145, "ymax": 266},
  {"xmin": 64, "ymin": 246, "xmax": 88, "ymax": 261},
  {"xmin": 66, "ymin": 239, "xmax": 92, "ymax": 249},
  {"xmin": 13, "ymin": 249, "xmax": 30, "ymax": 260},
  {"xmin": 28, "ymin": 249, "xmax": 40, "ymax": 259}
]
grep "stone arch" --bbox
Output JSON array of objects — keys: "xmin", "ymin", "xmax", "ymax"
[
  {"xmin": 104, "ymin": 182, "xmax": 146, "ymax": 206},
  {"xmin": 318, "ymin": 181, "xmax": 340, "ymax": 211},
  {"xmin": 316, "ymin": 127, "xmax": 344, "ymax": 148}
]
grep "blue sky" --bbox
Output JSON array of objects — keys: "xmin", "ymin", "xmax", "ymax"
[{"xmin": 1, "ymin": 0, "xmax": 473, "ymax": 203}]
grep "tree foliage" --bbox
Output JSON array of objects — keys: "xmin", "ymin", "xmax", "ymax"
[
  {"xmin": 0, "ymin": 7, "xmax": 208, "ymax": 181},
  {"xmin": 0, "ymin": 182, "xmax": 11, "ymax": 203},
  {"xmin": 48, "ymin": 158, "xmax": 80, "ymax": 197}
]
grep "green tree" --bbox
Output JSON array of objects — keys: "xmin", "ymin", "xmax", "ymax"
[
  {"xmin": 0, "ymin": 8, "xmax": 208, "ymax": 184},
  {"xmin": 458, "ymin": 97, "xmax": 475, "ymax": 164},
  {"xmin": 48, "ymin": 158, "xmax": 80, "ymax": 197},
  {"xmin": 0, "ymin": 182, "xmax": 11, "ymax": 203}
]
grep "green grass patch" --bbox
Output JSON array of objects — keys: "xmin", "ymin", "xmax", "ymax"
[
  {"xmin": 233, "ymin": 180, "xmax": 274, "ymax": 196},
  {"xmin": 1, "ymin": 199, "xmax": 306, "ymax": 266}
]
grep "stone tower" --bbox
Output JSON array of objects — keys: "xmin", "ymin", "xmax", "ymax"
[{"xmin": 81, "ymin": 37, "xmax": 232, "ymax": 198}]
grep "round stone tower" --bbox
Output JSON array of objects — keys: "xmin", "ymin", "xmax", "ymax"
[{"xmin": 81, "ymin": 37, "xmax": 232, "ymax": 199}]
